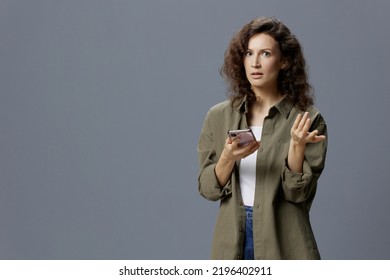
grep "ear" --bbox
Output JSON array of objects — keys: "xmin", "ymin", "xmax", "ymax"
[{"xmin": 281, "ymin": 59, "xmax": 289, "ymax": 70}]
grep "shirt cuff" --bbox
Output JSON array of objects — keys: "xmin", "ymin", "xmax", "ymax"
[
  {"xmin": 281, "ymin": 158, "xmax": 313, "ymax": 203},
  {"xmin": 198, "ymin": 163, "xmax": 232, "ymax": 201}
]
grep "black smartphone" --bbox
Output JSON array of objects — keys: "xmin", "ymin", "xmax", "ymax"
[{"xmin": 227, "ymin": 128, "xmax": 256, "ymax": 147}]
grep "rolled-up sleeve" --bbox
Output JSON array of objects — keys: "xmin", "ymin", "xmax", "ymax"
[
  {"xmin": 197, "ymin": 111, "xmax": 232, "ymax": 201},
  {"xmin": 281, "ymin": 115, "xmax": 328, "ymax": 204}
]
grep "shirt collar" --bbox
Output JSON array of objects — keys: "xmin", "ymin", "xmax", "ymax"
[
  {"xmin": 235, "ymin": 95, "xmax": 249, "ymax": 113},
  {"xmin": 235, "ymin": 94, "xmax": 294, "ymax": 119},
  {"xmin": 273, "ymin": 96, "xmax": 294, "ymax": 119}
]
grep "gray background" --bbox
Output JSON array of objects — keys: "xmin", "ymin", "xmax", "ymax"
[{"xmin": 1, "ymin": 0, "xmax": 389, "ymax": 259}]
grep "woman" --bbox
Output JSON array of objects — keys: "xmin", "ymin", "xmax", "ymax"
[{"xmin": 197, "ymin": 17, "xmax": 327, "ymax": 260}]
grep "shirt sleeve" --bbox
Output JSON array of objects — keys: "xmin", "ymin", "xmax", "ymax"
[
  {"xmin": 197, "ymin": 111, "xmax": 232, "ymax": 201},
  {"xmin": 281, "ymin": 114, "xmax": 328, "ymax": 204}
]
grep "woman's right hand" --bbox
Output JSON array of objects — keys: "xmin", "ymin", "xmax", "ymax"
[
  {"xmin": 221, "ymin": 137, "xmax": 260, "ymax": 162},
  {"xmin": 215, "ymin": 137, "xmax": 260, "ymax": 187}
]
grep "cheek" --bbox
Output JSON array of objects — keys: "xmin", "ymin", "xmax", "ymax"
[
  {"xmin": 265, "ymin": 61, "xmax": 282, "ymax": 73},
  {"xmin": 243, "ymin": 59, "xmax": 250, "ymax": 71},
  {"xmin": 243, "ymin": 62, "xmax": 252, "ymax": 75}
]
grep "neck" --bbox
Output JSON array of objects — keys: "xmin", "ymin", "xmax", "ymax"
[{"xmin": 251, "ymin": 87, "xmax": 282, "ymax": 107}]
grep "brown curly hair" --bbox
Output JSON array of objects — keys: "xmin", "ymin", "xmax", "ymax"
[{"xmin": 220, "ymin": 17, "xmax": 314, "ymax": 110}]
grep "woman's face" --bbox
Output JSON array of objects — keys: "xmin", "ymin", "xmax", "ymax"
[{"xmin": 243, "ymin": 33, "xmax": 284, "ymax": 92}]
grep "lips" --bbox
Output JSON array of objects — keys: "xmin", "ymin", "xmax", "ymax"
[{"xmin": 251, "ymin": 72, "xmax": 263, "ymax": 78}]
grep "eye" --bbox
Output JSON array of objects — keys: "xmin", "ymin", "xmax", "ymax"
[
  {"xmin": 245, "ymin": 50, "xmax": 253, "ymax": 56},
  {"xmin": 261, "ymin": 51, "xmax": 271, "ymax": 57}
]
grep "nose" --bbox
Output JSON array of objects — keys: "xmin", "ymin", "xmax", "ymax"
[{"xmin": 251, "ymin": 53, "xmax": 261, "ymax": 68}]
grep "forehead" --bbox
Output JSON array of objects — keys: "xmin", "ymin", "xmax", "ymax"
[{"xmin": 247, "ymin": 33, "xmax": 279, "ymax": 50}]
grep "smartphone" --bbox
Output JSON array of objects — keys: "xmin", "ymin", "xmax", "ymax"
[{"xmin": 227, "ymin": 128, "xmax": 256, "ymax": 147}]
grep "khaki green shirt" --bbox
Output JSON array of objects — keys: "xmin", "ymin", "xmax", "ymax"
[{"xmin": 197, "ymin": 96, "xmax": 327, "ymax": 259}]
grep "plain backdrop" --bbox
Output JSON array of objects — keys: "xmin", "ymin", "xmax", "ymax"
[{"xmin": 1, "ymin": 0, "xmax": 390, "ymax": 259}]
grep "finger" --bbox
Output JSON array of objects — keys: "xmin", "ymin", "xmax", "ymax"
[
  {"xmin": 302, "ymin": 117, "xmax": 311, "ymax": 133},
  {"xmin": 306, "ymin": 130, "xmax": 318, "ymax": 140},
  {"xmin": 238, "ymin": 140, "xmax": 258, "ymax": 155},
  {"xmin": 297, "ymin": 112, "xmax": 309, "ymax": 131},
  {"xmin": 240, "ymin": 140, "xmax": 257, "ymax": 150},
  {"xmin": 312, "ymin": 135, "xmax": 326, "ymax": 143},
  {"xmin": 306, "ymin": 130, "xmax": 326, "ymax": 143},
  {"xmin": 226, "ymin": 138, "xmax": 240, "ymax": 150},
  {"xmin": 241, "ymin": 143, "xmax": 259, "ymax": 158},
  {"xmin": 249, "ymin": 140, "xmax": 260, "ymax": 152},
  {"xmin": 250, "ymin": 142, "xmax": 260, "ymax": 153},
  {"xmin": 231, "ymin": 137, "xmax": 241, "ymax": 146},
  {"xmin": 247, "ymin": 140, "xmax": 259, "ymax": 149},
  {"xmin": 292, "ymin": 113, "xmax": 303, "ymax": 131}
]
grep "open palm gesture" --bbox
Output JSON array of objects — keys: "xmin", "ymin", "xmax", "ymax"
[{"xmin": 291, "ymin": 112, "xmax": 326, "ymax": 146}]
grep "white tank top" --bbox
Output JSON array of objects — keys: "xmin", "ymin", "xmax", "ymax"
[{"xmin": 239, "ymin": 126, "xmax": 262, "ymax": 207}]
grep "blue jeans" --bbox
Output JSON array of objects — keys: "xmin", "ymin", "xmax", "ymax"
[{"xmin": 243, "ymin": 206, "xmax": 254, "ymax": 260}]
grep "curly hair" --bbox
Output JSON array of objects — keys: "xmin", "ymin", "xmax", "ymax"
[{"xmin": 220, "ymin": 17, "xmax": 314, "ymax": 110}]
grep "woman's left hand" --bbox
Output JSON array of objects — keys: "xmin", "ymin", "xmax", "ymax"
[
  {"xmin": 288, "ymin": 112, "xmax": 326, "ymax": 173},
  {"xmin": 290, "ymin": 112, "xmax": 326, "ymax": 147}
]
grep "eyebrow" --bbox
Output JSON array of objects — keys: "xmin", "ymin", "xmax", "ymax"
[{"xmin": 246, "ymin": 48, "xmax": 274, "ymax": 51}]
